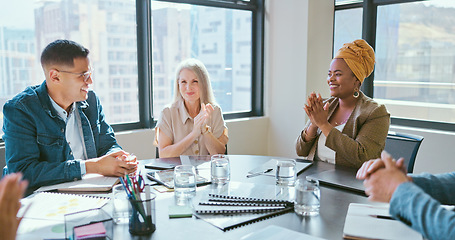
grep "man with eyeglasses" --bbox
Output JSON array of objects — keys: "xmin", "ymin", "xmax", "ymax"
[{"xmin": 2, "ymin": 40, "xmax": 137, "ymax": 192}]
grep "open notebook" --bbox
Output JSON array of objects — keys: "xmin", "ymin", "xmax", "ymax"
[
  {"xmin": 343, "ymin": 203, "xmax": 422, "ymax": 240},
  {"xmin": 19, "ymin": 192, "xmax": 109, "ymax": 221}
]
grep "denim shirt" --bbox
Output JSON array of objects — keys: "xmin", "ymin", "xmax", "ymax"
[
  {"xmin": 2, "ymin": 81, "xmax": 121, "ymax": 189},
  {"xmin": 390, "ymin": 172, "xmax": 455, "ymax": 240}
]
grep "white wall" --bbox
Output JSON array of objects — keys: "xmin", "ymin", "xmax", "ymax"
[
  {"xmin": 265, "ymin": 0, "xmax": 334, "ymax": 158},
  {"xmin": 116, "ymin": 0, "xmax": 455, "ymax": 174},
  {"xmin": 116, "ymin": 117, "xmax": 270, "ymax": 160}
]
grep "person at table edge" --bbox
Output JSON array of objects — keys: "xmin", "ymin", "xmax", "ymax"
[
  {"xmin": 2, "ymin": 40, "xmax": 137, "ymax": 191},
  {"xmin": 357, "ymin": 151, "xmax": 455, "ymax": 240}
]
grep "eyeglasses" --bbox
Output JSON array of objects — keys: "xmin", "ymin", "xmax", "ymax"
[{"xmin": 56, "ymin": 68, "xmax": 93, "ymax": 82}]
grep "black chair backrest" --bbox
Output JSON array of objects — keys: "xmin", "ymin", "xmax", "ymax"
[
  {"xmin": 384, "ymin": 131, "xmax": 424, "ymax": 173},
  {"xmin": 155, "ymin": 145, "xmax": 228, "ymax": 159}
]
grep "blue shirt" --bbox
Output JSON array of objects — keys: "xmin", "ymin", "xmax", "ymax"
[
  {"xmin": 390, "ymin": 172, "xmax": 455, "ymax": 239},
  {"xmin": 48, "ymin": 96, "xmax": 87, "ymax": 176},
  {"xmin": 2, "ymin": 81, "xmax": 122, "ymax": 190}
]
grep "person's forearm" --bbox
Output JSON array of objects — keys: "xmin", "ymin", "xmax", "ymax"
[
  {"xmin": 410, "ymin": 172, "xmax": 455, "ymax": 204},
  {"xmin": 203, "ymin": 132, "xmax": 226, "ymax": 155},
  {"xmin": 303, "ymin": 124, "xmax": 318, "ymax": 141},
  {"xmin": 319, "ymin": 122, "xmax": 333, "ymax": 137},
  {"xmin": 159, "ymin": 131, "xmax": 199, "ymax": 158},
  {"xmin": 390, "ymin": 182, "xmax": 455, "ymax": 239}
]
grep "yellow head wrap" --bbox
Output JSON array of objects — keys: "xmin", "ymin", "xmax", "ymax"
[{"xmin": 334, "ymin": 39, "xmax": 375, "ymax": 83}]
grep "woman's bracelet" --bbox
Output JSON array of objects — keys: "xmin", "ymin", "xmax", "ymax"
[
  {"xmin": 202, "ymin": 125, "xmax": 212, "ymax": 135},
  {"xmin": 302, "ymin": 129, "xmax": 316, "ymax": 141}
]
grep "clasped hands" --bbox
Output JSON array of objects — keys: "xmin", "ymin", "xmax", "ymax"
[
  {"xmin": 193, "ymin": 103, "xmax": 214, "ymax": 136},
  {"xmin": 86, "ymin": 150, "xmax": 138, "ymax": 177},
  {"xmin": 304, "ymin": 92, "xmax": 330, "ymax": 130},
  {"xmin": 356, "ymin": 151, "xmax": 411, "ymax": 202}
]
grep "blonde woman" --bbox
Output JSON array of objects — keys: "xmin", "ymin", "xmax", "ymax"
[{"xmin": 155, "ymin": 59, "xmax": 228, "ymax": 158}]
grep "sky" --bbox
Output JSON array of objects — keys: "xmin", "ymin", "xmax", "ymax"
[{"xmin": 0, "ymin": 0, "xmax": 39, "ymax": 29}]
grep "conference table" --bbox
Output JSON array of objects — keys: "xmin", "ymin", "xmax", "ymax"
[{"xmin": 111, "ymin": 155, "xmax": 372, "ymax": 240}]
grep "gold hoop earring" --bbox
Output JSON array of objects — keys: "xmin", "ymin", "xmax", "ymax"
[{"xmin": 353, "ymin": 88, "xmax": 360, "ymax": 98}]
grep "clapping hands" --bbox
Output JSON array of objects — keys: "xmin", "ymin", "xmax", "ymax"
[
  {"xmin": 304, "ymin": 92, "xmax": 329, "ymax": 128},
  {"xmin": 193, "ymin": 103, "xmax": 214, "ymax": 136}
]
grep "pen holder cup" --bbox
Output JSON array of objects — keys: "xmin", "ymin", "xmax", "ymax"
[
  {"xmin": 64, "ymin": 208, "xmax": 113, "ymax": 240},
  {"xmin": 128, "ymin": 192, "xmax": 157, "ymax": 235}
]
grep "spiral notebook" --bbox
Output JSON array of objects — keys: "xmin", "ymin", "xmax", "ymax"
[
  {"xmin": 193, "ymin": 182, "xmax": 295, "ymax": 231},
  {"xmin": 20, "ymin": 192, "xmax": 110, "ymax": 221}
]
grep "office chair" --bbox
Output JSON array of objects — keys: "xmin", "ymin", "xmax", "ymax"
[
  {"xmin": 155, "ymin": 145, "xmax": 228, "ymax": 158},
  {"xmin": 384, "ymin": 131, "xmax": 424, "ymax": 173}
]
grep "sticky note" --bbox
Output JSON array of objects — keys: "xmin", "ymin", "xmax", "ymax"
[
  {"xmin": 168, "ymin": 205, "xmax": 193, "ymax": 218},
  {"xmin": 73, "ymin": 222, "xmax": 106, "ymax": 240}
]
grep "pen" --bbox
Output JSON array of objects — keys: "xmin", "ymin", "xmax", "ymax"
[
  {"xmin": 369, "ymin": 214, "xmax": 395, "ymax": 220},
  {"xmin": 247, "ymin": 168, "xmax": 273, "ymax": 178}
]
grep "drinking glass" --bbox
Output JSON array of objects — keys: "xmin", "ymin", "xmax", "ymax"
[
  {"xmin": 294, "ymin": 179, "xmax": 320, "ymax": 216},
  {"xmin": 173, "ymin": 165, "xmax": 197, "ymax": 204},
  {"xmin": 275, "ymin": 159, "xmax": 296, "ymax": 186},
  {"xmin": 211, "ymin": 154, "xmax": 230, "ymax": 184},
  {"xmin": 112, "ymin": 184, "xmax": 131, "ymax": 224}
]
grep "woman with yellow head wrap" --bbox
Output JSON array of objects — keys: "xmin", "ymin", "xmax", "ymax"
[{"xmin": 296, "ymin": 39, "xmax": 390, "ymax": 169}]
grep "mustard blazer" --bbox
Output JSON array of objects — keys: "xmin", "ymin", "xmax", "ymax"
[{"xmin": 295, "ymin": 92, "xmax": 390, "ymax": 169}]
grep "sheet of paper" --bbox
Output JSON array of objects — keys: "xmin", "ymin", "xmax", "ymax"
[
  {"xmin": 17, "ymin": 218, "xmax": 65, "ymax": 240},
  {"xmin": 22, "ymin": 192, "xmax": 109, "ymax": 221}
]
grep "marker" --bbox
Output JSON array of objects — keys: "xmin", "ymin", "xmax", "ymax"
[{"xmin": 369, "ymin": 214, "xmax": 395, "ymax": 220}]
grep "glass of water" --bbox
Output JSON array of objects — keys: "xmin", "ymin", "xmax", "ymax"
[
  {"xmin": 294, "ymin": 178, "xmax": 320, "ymax": 216},
  {"xmin": 211, "ymin": 154, "xmax": 230, "ymax": 184},
  {"xmin": 173, "ymin": 165, "xmax": 197, "ymax": 204},
  {"xmin": 275, "ymin": 159, "xmax": 296, "ymax": 186},
  {"xmin": 112, "ymin": 184, "xmax": 131, "ymax": 224}
]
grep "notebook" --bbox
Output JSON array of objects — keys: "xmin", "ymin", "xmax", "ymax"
[
  {"xmin": 247, "ymin": 159, "xmax": 313, "ymax": 177},
  {"xmin": 34, "ymin": 174, "xmax": 119, "ymax": 192},
  {"xmin": 306, "ymin": 169, "xmax": 365, "ymax": 194},
  {"xmin": 194, "ymin": 194, "xmax": 291, "ymax": 214},
  {"xmin": 343, "ymin": 203, "xmax": 423, "ymax": 240},
  {"xmin": 20, "ymin": 192, "xmax": 109, "ymax": 221},
  {"xmin": 193, "ymin": 182, "xmax": 295, "ymax": 231}
]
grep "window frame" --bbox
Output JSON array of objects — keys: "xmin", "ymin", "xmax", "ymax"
[
  {"xmin": 334, "ymin": 0, "xmax": 454, "ymax": 132},
  {"xmin": 112, "ymin": 0, "xmax": 264, "ymax": 132}
]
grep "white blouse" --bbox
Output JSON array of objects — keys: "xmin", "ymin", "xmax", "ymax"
[{"xmin": 316, "ymin": 123, "xmax": 346, "ymax": 164}]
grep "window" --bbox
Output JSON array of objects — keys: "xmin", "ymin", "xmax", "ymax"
[
  {"xmin": 0, "ymin": 0, "xmax": 264, "ymax": 137},
  {"xmin": 0, "ymin": 0, "xmax": 140, "ymax": 136},
  {"xmin": 334, "ymin": 0, "xmax": 455, "ymax": 130},
  {"xmin": 333, "ymin": 8, "xmax": 363, "ymax": 55},
  {"xmin": 151, "ymin": 1, "xmax": 254, "ymax": 120}
]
